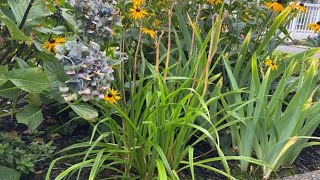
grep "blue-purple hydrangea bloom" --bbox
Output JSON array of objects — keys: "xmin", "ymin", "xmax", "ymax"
[
  {"xmin": 55, "ymin": 41, "xmax": 114, "ymax": 102},
  {"xmin": 68, "ymin": 0, "xmax": 121, "ymax": 43}
]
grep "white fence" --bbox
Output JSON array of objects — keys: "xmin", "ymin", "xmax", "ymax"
[{"xmin": 287, "ymin": 3, "xmax": 320, "ymax": 40}]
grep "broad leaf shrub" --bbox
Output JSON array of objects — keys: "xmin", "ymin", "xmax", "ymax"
[
  {"xmin": 0, "ymin": 0, "xmax": 319, "ymax": 179},
  {"xmin": 0, "ymin": 132, "xmax": 55, "ymax": 177}
]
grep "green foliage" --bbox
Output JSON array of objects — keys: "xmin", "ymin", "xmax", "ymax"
[
  {"xmin": 0, "ymin": 132, "xmax": 55, "ymax": 175},
  {"xmin": 70, "ymin": 104, "xmax": 98, "ymax": 121},
  {"xmin": 0, "ymin": 12, "xmax": 32, "ymax": 42},
  {"xmin": 16, "ymin": 104, "xmax": 43, "ymax": 130},
  {"xmin": 218, "ymin": 10, "xmax": 320, "ymax": 177},
  {"xmin": 0, "ymin": 165, "xmax": 21, "ymax": 180},
  {"xmin": 7, "ymin": 0, "xmax": 52, "ymax": 27},
  {"xmin": 3, "ymin": 68, "xmax": 50, "ymax": 93}
]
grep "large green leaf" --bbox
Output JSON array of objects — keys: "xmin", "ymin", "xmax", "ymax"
[
  {"xmin": 16, "ymin": 104, "xmax": 43, "ymax": 130},
  {"xmin": 61, "ymin": 8, "xmax": 78, "ymax": 32},
  {"xmin": 4, "ymin": 68, "xmax": 50, "ymax": 93},
  {"xmin": 36, "ymin": 51, "xmax": 58, "ymax": 61},
  {"xmin": 14, "ymin": 57, "xmax": 31, "ymax": 69},
  {"xmin": 8, "ymin": 0, "xmax": 52, "ymax": 27},
  {"xmin": 0, "ymin": 12, "xmax": 32, "ymax": 42},
  {"xmin": 0, "ymin": 81, "xmax": 20, "ymax": 99},
  {"xmin": 43, "ymin": 61, "xmax": 69, "ymax": 82},
  {"xmin": 0, "ymin": 65, "xmax": 8, "ymax": 87},
  {"xmin": 70, "ymin": 104, "xmax": 98, "ymax": 121},
  {"xmin": 0, "ymin": 166, "xmax": 21, "ymax": 180},
  {"xmin": 25, "ymin": 93, "xmax": 42, "ymax": 107},
  {"xmin": 49, "ymin": 81, "xmax": 66, "ymax": 103}
]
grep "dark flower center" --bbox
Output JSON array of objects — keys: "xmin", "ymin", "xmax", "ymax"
[
  {"xmin": 50, "ymin": 39, "xmax": 56, "ymax": 43},
  {"xmin": 136, "ymin": 8, "xmax": 141, "ymax": 12},
  {"xmin": 300, "ymin": 3, "xmax": 304, "ymax": 7},
  {"xmin": 317, "ymin": 21, "xmax": 320, "ymax": 25},
  {"xmin": 276, "ymin": 0, "xmax": 283, "ymax": 4},
  {"xmin": 107, "ymin": 93, "xmax": 113, "ymax": 98}
]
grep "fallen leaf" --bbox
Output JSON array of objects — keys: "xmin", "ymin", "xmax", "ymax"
[{"xmin": 47, "ymin": 133, "xmax": 62, "ymax": 140}]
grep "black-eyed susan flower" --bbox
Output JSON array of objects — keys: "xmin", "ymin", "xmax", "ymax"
[
  {"xmin": 104, "ymin": 88, "xmax": 121, "ymax": 105},
  {"xmin": 141, "ymin": 28, "xmax": 156, "ymax": 39},
  {"xmin": 265, "ymin": 0, "xmax": 284, "ymax": 12},
  {"xmin": 265, "ymin": 59, "xmax": 278, "ymax": 70},
  {"xmin": 42, "ymin": 37, "xmax": 65, "ymax": 53},
  {"xmin": 293, "ymin": 2, "xmax": 307, "ymax": 13},
  {"xmin": 206, "ymin": 0, "xmax": 222, "ymax": 5},
  {"xmin": 129, "ymin": 6, "xmax": 148, "ymax": 20},
  {"xmin": 308, "ymin": 21, "xmax": 320, "ymax": 33}
]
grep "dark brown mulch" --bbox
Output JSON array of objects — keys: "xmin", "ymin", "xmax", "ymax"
[{"xmin": 290, "ymin": 128, "xmax": 320, "ymax": 174}]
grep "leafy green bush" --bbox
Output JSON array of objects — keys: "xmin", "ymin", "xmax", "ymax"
[{"xmin": 0, "ymin": 132, "xmax": 55, "ymax": 175}]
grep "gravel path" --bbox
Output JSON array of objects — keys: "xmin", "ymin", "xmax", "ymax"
[{"xmin": 276, "ymin": 45, "xmax": 320, "ymax": 58}]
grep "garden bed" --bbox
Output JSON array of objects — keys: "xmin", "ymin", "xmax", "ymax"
[
  {"xmin": 1, "ymin": 116, "xmax": 319, "ymax": 180},
  {"xmin": 1, "ymin": 0, "xmax": 320, "ymax": 179}
]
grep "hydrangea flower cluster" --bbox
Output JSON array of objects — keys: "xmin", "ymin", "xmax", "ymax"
[
  {"xmin": 68, "ymin": 0, "xmax": 121, "ymax": 43},
  {"xmin": 55, "ymin": 41, "xmax": 114, "ymax": 102}
]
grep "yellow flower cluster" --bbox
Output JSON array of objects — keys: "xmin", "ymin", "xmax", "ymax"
[
  {"xmin": 129, "ymin": 0, "xmax": 148, "ymax": 20},
  {"xmin": 104, "ymin": 88, "xmax": 121, "ymax": 105},
  {"xmin": 206, "ymin": 0, "xmax": 222, "ymax": 5},
  {"xmin": 265, "ymin": 1, "xmax": 284, "ymax": 12},
  {"xmin": 265, "ymin": 59, "xmax": 278, "ymax": 71},
  {"xmin": 308, "ymin": 21, "xmax": 320, "ymax": 33},
  {"xmin": 293, "ymin": 2, "xmax": 307, "ymax": 13},
  {"xmin": 42, "ymin": 37, "xmax": 65, "ymax": 53},
  {"xmin": 141, "ymin": 28, "xmax": 156, "ymax": 39},
  {"xmin": 128, "ymin": 0, "xmax": 156, "ymax": 39},
  {"xmin": 265, "ymin": 1, "xmax": 307, "ymax": 13}
]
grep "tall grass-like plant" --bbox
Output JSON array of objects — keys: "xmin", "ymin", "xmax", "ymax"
[
  {"xmin": 202, "ymin": 4, "xmax": 320, "ymax": 179},
  {"xmin": 223, "ymin": 50, "xmax": 320, "ymax": 179},
  {"xmin": 217, "ymin": 6, "xmax": 320, "ymax": 178}
]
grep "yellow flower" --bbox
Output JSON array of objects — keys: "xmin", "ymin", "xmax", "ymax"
[
  {"xmin": 293, "ymin": 2, "xmax": 307, "ymax": 13},
  {"xmin": 104, "ymin": 88, "xmax": 121, "ymax": 105},
  {"xmin": 307, "ymin": 22, "xmax": 320, "ymax": 33},
  {"xmin": 206, "ymin": 0, "xmax": 222, "ymax": 5},
  {"xmin": 129, "ymin": 6, "xmax": 148, "ymax": 20},
  {"xmin": 265, "ymin": 1, "xmax": 284, "ymax": 12},
  {"xmin": 132, "ymin": 0, "xmax": 144, "ymax": 6},
  {"xmin": 42, "ymin": 37, "xmax": 65, "ymax": 53},
  {"xmin": 141, "ymin": 28, "xmax": 155, "ymax": 39},
  {"xmin": 265, "ymin": 59, "xmax": 278, "ymax": 70}
]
